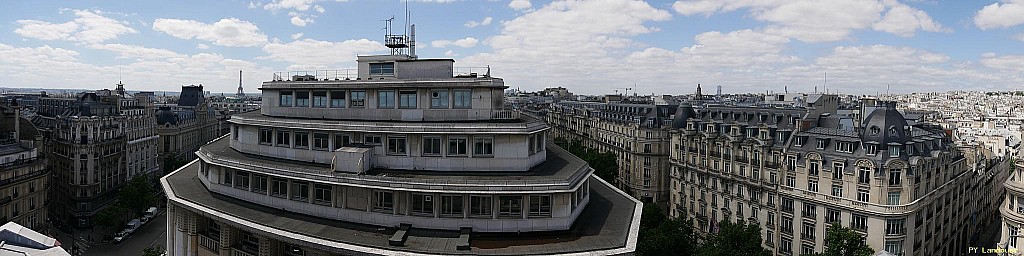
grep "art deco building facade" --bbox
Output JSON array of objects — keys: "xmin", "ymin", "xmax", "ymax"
[
  {"xmin": 0, "ymin": 104, "xmax": 49, "ymax": 232},
  {"xmin": 33, "ymin": 86, "xmax": 159, "ymax": 228},
  {"xmin": 547, "ymin": 100, "xmax": 676, "ymax": 203},
  {"xmin": 669, "ymin": 96, "xmax": 980, "ymax": 256},
  {"xmin": 162, "ymin": 48, "xmax": 640, "ymax": 255},
  {"xmin": 157, "ymin": 85, "xmax": 221, "ymax": 165},
  {"xmin": 1001, "ymin": 161, "xmax": 1024, "ymax": 255}
]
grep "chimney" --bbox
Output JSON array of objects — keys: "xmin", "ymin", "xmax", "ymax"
[{"xmin": 410, "ymin": 24, "xmax": 417, "ymax": 58}]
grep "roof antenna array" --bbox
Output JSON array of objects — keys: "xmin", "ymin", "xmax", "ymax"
[{"xmin": 383, "ymin": 1, "xmax": 416, "ymax": 58}]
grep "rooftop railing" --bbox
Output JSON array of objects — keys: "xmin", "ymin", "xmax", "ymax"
[{"xmin": 270, "ymin": 66, "xmax": 492, "ymax": 81}]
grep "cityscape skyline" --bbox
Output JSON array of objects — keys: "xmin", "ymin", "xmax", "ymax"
[{"xmin": 0, "ymin": 1, "xmax": 1022, "ymax": 95}]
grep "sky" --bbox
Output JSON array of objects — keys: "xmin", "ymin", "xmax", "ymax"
[{"xmin": 0, "ymin": 0, "xmax": 1023, "ymax": 95}]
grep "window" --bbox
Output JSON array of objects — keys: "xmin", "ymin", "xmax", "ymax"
[
  {"xmin": 279, "ymin": 91, "xmax": 293, "ymax": 106},
  {"xmin": 453, "ymin": 90, "xmax": 472, "ymax": 109},
  {"xmin": 350, "ymin": 91, "xmax": 366, "ymax": 107},
  {"xmin": 313, "ymin": 184, "xmax": 332, "ymax": 206},
  {"xmin": 889, "ymin": 169, "xmax": 902, "ymax": 186},
  {"xmin": 313, "ymin": 133, "xmax": 329, "ymax": 150},
  {"xmin": 295, "ymin": 91, "xmax": 310, "ymax": 107},
  {"xmin": 423, "ymin": 137, "xmax": 443, "ymax": 156},
  {"xmin": 782, "ymin": 197, "xmax": 794, "ymax": 213},
  {"xmin": 470, "ymin": 195, "xmax": 492, "ymax": 217},
  {"xmin": 312, "ymin": 91, "xmax": 327, "ymax": 107},
  {"xmin": 884, "ymin": 241, "xmax": 903, "ymax": 256},
  {"xmin": 833, "ymin": 163, "xmax": 845, "ymax": 180},
  {"xmin": 802, "ymin": 244, "xmax": 815, "ymax": 255},
  {"xmin": 831, "ymin": 184, "xmax": 843, "ymax": 197},
  {"xmin": 851, "ymin": 214, "xmax": 867, "ymax": 230},
  {"xmin": 768, "ymin": 211, "xmax": 775, "ymax": 225},
  {"xmin": 235, "ymin": 171, "xmax": 250, "ymax": 190},
  {"xmin": 826, "ymin": 208, "xmax": 840, "ymax": 223},
  {"xmin": 782, "ymin": 216, "xmax": 793, "ymax": 234},
  {"xmin": 373, "ymin": 191, "xmax": 394, "ymax": 212},
  {"xmin": 786, "ymin": 175, "xmax": 795, "ymax": 187},
  {"xmin": 294, "ymin": 132, "xmax": 309, "ymax": 149},
  {"xmin": 330, "ymin": 90, "xmax": 346, "ymax": 108},
  {"xmin": 387, "ymin": 136, "xmax": 407, "ymax": 155},
  {"xmin": 334, "ymin": 134, "xmax": 350, "ymax": 149},
  {"xmin": 858, "ymin": 167, "xmax": 871, "ymax": 184},
  {"xmin": 498, "ymin": 196, "xmax": 523, "ymax": 218},
  {"xmin": 816, "ymin": 139, "xmax": 827, "ymax": 149},
  {"xmin": 866, "ymin": 144, "xmax": 877, "ymax": 155},
  {"xmin": 809, "ymin": 161, "xmax": 819, "ymax": 176},
  {"xmin": 857, "ymin": 190, "xmax": 869, "ymax": 202},
  {"xmin": 474, "ymin": 137, "xmax": 493, "ymax": 156},
  {"xmin": 836, "ymin": 141, "xmax": 854, "ymax": 153},
  {"xmin": 364, "ymin": 134, "xmax": 382, "ymax": 145},
  {"xmin": 885, "ymin": 219, "xmax": 905, "ymax": 235},
  {"xmin": 808, "ymin": 180, "xmax": 818, "ymax": 192},
  {"xmin": 889, "ymin": 145, "xmax": 900, "ymax": 157},
  {"xmin": 399, "ymin": 91, "xmax": 417, "ymax": 109},
  {"xmin": 411, "ymin": 194, "xmax": 434, "ymax": 216},
  {"xmin": 285, "ymin": 244, "xmax": 305, "ymax": 256},
  {"xmin": 528, "ymin": 195, "xmax": 552, "ymax": 217},
  {"xmin": 290, "ymin": 181, "xmax": 309, "ymax": 202},
  {"xmin": 271, "ymin": 178, "xmax": 287, "ymax": 198},
  {"xmin": 441, "ymin": 195, "xmax": 464, "ymax": 217},
  {"xmin": 276, "ymin": 130, "xmax": 291, "ymax": 147},
  {"xmin": 259, "ymin": 129, "xmax": 273, "ymax": 144},
  {"xmin": 802, "ymin": 222, "xmax": 816, "ymax": 240},
  {"xmin": 1010, "ymin": 225, "xmax": 1020, "ymax": 248},
  {"xmin": 369, "ymin": 62, "xmax": 394, "ymax": 75},
  {"xmin": 781, "ymin": 238, "xmax": 792, "ymax": 255},
  {"xmin": 448, "ymin": 137, "xmax": 468, "ymax": 156},
  {"xmin": 252, "ymin": 175, "xmax": 268, "ymax": 194},
  {"xmin": 887, "ymin": 192, "xmax": 900, "ymax": 205},
  {"xmin": 803, "ymin": 203, "xmax": 816, "ymax": 218},
  {"xmin": 378, "ymin": 90, "xmax": 395, "ymax": 108},
  {"xmin": 430, "ymin": 90, "xmax": 449, "ymax": 109}
]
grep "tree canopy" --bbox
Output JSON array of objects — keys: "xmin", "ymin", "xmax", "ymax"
[
  {"xmin": 554, "ymin": 138, "xmax": 619, "ymax": 183},
  {"xmin": 697, "ymin": 220, "xmax": 772, "ymax": 256},
  {"xmin": 805, "ymin": 224, "xmax": 874, "ymax": 256},
  {"xmin": 120, "ymin": 174, "xmax": 158, "ymax": 215},
  {"xmin": 637, "ymin": 204, "xmax": 697, "ymax": 256}
]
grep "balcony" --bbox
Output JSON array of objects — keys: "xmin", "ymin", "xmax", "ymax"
[
  {"xmin": 491, "ymin": 110, "xmax": 520, "ymax": 120},
  {"xmin": 232, "ymin": 248, "xmax": 257, "ymax": 256},
  {"xmin": 199, "ymin": 234, "xmax": 220, "ymax": 252}
]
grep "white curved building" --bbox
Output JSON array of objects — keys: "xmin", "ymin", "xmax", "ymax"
[{"xmin": 161, "ymin": 38, "xmax": 640, "ymax": 256}]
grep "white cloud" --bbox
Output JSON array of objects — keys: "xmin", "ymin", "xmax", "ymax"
[
  {"xmin": 431, "ymin": 37, "xmax": 479, "ymax": 48},
  {"xmin": 13, "ymin": 9, "xmax": 137, "ymax": 43},
  {"xmin": 672, "ymin": 0, "xmax": 946, "ymax": 42},
  {"xmin": 88, "ymin": 43, "xmax": 186, "ymax": 59},
  {"xmin": 464, "ymin": 17, "xmax": 493, "ymax": 28},
  {"xmin": 197, "ymin": 43, "xmax": 210, "ymax": 49},
  {"xmin": 291, "ymin": 33, "xmax": 304, "ymax": 40},
  {"xmin": 1016, "ymin": 33, "xmax": 1024, "ymax": 41},
  {"xmin": 263, "ymin": 0, "xmax": 317, "ymax": 11},
  {"xmin": 290, "ymin": 15, "xmax": 310, "ymax": 26},
  {"xmin": 974, "ymin": 0, "xmax": 1024, "ymax": 30},
  {"xmin": 444, "ymin": 50, "xmax": 458, "ymax": 57},
  {"xmin": 259, "ymin": 38, "xmax": 386, "ymax": 68},
  {"xmin": 981, "ymin": 54, "xmax": 1024, "ymax": 72},
  {"xmin": 509, "ymin": 0, "xmax": 532, "ymax": 10},
  {"xmin": 152, "ymin": 18, "xmax": 268, "ymax": 47}
]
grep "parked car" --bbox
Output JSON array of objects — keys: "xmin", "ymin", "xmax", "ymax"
[
  {"xmin": 113, "ymin": 231, "xmax": 128, "ymax": 243},
  {"xmin": 125, "ymin": 219, "xmax": 141, "ymax": 234}
]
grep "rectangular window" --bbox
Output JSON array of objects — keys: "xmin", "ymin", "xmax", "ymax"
[
  {"xmin": 809, "ymin": 161, "xmax": 819, "ymax": 176},
  {"xmin": 453, "ymin": 90, "xmax": 472, "ymax": 109},
  {"xmin": 270, "ymin": 178, "xmax": 287, "ymax": 198},
  {"xmin": 295, "ymin": 91, "xmax": 310, "ymax": 107},
  {"xmin": 399, "ymin": 91, "xmax": 417, "ymax": 109},
  {"xmin": 858, "ymin": 167, "xmax": 871, "ymax": 184},
  {"xmin": 887, "ymin": 192, "xmax": 900, "ymax": 205},
  {"xmin": 423, "ymin": 136, "xmax": 443, "ymax": 156},
  {"xmin": 313, "ymin": 184, "xmax": 332, "ymax": 206},
  {"xmin": 851, "ymin": 214, "xmax": 867, "ymax": 230},
  {"xmin": 889, "ymin": 169, "xmax": 902, "ymax": 186},
  {"xmin": 294, "ymin": 132, "xmax": 309, "ymax": 149},
  {"xmin": 857, "ymin": 190, "xmax": 869, "ymax": 202},
  {"xmin": 364, "ymin": 134, "xmax": 382, "ymax": 145},
  {"xmin": 334, "ymin": 134, "xmax": 351, "ymax": 149},
  {"xmin": 312, "ymin": 91, "xmax": 327, "ymax": 107},
  {"xmin": 498, "ymin": 196, "xmax": 523, "ymax": 218},
  {"xmin": 369, "ymin": 62, "xmax": 395, "ymax": 75},
  {"xmin": 350, "ymin": 91, "xmax": 366, "ymax": 107},
  {"xmin": 782, "ymin": 197, "xmax": 794, "ymax": 213},
  {"xmin": 387, "ymin": 136, "xmax": 407, "ymax": 155},
  {"xmin": 373, "ymin": 191, "xmax": 394, "ymax": 212},
  {"xmin": 235, "ymin": 171, "xmax": 250, "ymax": 190},
  {"xmin": 884, "ymin": 241, "xmax": 903, "ymax": 256},
  {"xmin": 259, "ymin": 129, "xmax": 273, "ymax": 144},
  {"xmin": 474, "ymin": 137, "xmax": 493, "ymax": 156},
  {"xmin": 889, "ymin": 146, "xmax": 900, "ymax": 157},
  {"xmin": 807, "ymin": 180, "xmax": 818, "ymax": 192},
  {"xmin": 279, "ymin": 91, "xmax": 293, "ymax": 107},
  {"xmin": 803, "ymin": 203, "xmax": 816, "ymax": 218},
  {"xmin": 885, "ymin": 219, "xmax": 905, "ymax": 235},
  {"xmin": 441, "ymin": 195, "xmax": 464, "ymax": 217},
  {"xmin": 470, "ymin": 195, "xmax": 492, "ymax": 217},
  {"xmin": 411, "ymin": 193, "xmax": 434, "ymax": 216},
  {"xmin": 802, "ymin": 222, "xmax": 816, "ymax": 240},
  {"xmin": 833, "ymin": 163, "xmax": 845, "ymax": 180},
  {"xmin": 831, "ymin": 184, "xmax": 843, "ymax": 197},
  {"xmin": 528, "ymin": 195, "xmax": 552, "ymax": 217},
  {"xmin": 276, "ymin": 130, "xmax": 291, "ymax": 147},
  {"xmin": 330, "ymin": 90, "xmax": 346, "ymax": 108},
  {"xmin": 816, "ymin": 139, "xmax": 826, "ymax": 149},
  {"xmin": 252, "ymin": 174, "xmax": 268, "ymax": 194},
  {"xmin": 313, "ymin": 133, "xmax": 329, "ymax": 150},
  {"xmin": 290, "ymin": 181, "xmax": 309, "ymax": 202},
  {"xmin": 430, "ymin": 90, "xmax": 449, "ymax": 109},
  {"xmin": 448, "ymin": 137, "xmax": 468, "ymax": 156},
  {"xmin": 826, "ymin": 208, "xmax": 840, "ymax": 223},
  {"xmin": 782, "ymin": 216, "xmax": 793, "ymax": 234},
  {"xmin": 378, "ymin": 90, "xmax": 395, "ymax": 108}
]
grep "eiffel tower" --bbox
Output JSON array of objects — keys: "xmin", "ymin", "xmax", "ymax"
[{"xmin": 236, "ymin": 70, "xmax": 245, "ymax": 98}]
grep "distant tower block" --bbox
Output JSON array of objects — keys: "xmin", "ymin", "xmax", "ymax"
[
  {"xmin": 237, "ymin": 70, "xmax": 245, "ymax": 98},
  {"xmin": 116, "ymin": 81, "xmax": 126, "ymax": 96},
  {"xmin": 717, "ymin": 85, "xmax": 722, "ymax": 97},
  {"xmin": 696, "ymin": 84, "xmax": 702, "ymax": 99}
]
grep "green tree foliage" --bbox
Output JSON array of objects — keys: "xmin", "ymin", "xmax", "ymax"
[
  {"xmin": 94, "ymin": 205, "xmax": 126, "ymax": 232},
  {"xmin": 142, "ymin": 245, "xmax": 164, "ymax": 256},
  {"xmin": 120, "ymin": 174, "xmax": 158, "ymax": 215},
  {"xmin": 554, "ymin": 138, "xmax": 619, "ymax": 182},
  {"xmin": 697, "ymin": 220, "xmax": 771, "ymax": 256},
  {"xmin": 637, "ymin": 204, "xmax": 697, "ymax": 256},
  {"xmin": 805, "ymin": 224, "xmax": 874, "ymax": 256},
  {"xmin": 163, "ymin": 157, "xmax": 185, "ymax": 175}
]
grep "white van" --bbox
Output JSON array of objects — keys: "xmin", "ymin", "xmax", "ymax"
[{"xmin": 141, "ymin": 207, "xmax": 158, "ymax": 223}]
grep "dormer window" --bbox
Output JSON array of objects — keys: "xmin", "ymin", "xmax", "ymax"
[
  {"xmin": 369, "ymin": 62, "xmax": 395, "ymax": 76},
  {"xmin": 816, "ymin": 139, "xmax": 827, "ymax": 149},
  {"xmin": 888, "ymin": 126, "xmax": 899, "ymax": 137},
  {"xmin": 889, "ymin": 145, "xmax": 900, "ymax": 157},
  {"xmin": 866, "ymin": 144, "xmax": 877, "ymax": 155},
  {"xmin": 869, "ymin": 126, "xmax": 880, "ymax": 135}
]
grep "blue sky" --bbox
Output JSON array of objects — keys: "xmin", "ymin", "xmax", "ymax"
[{"xmin": 0, "ymin": 0, "xmax": 1022, "ymax": 95}]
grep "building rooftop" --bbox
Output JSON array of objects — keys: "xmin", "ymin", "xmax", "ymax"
[
  {"xmin": 198, "ymin": 137, "xmax": 590, "ymax": 192},
  {"xmin": 163, "ymin": 160, "xmax": 640, "ymax": 255},
  {"xmin": 0, "ymin": 222, "xmax": 69, "ymax": 256}
]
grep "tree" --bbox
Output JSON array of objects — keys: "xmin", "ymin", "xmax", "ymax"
[
  {"xmin": 806, "ymin": 224, "xmax": 874, "ymax": 256},
  {"xmin": 163, "ymin": 156, "xmax": 185, "ymax": 175},
  {"xmin": 120, "ymin": 174, "xmax": 158, "ymax": 215},
  {"xmin": 94, "ymin": 205, "xmax": 126, "ymax": 232},
  {"xmin": 697, "ymin": 220, "xmax": 771, "ymax": 256},
  {"xmin": 637, "ymin": 204, "xmax": 696, "ymax": 256},
  {"xmin": 554, "ymin": 138, "xmax": 619, "ymax": 183},
  {"xmin": 142, "ymin": 245, "xmax": 164, "ymax": 256}
]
